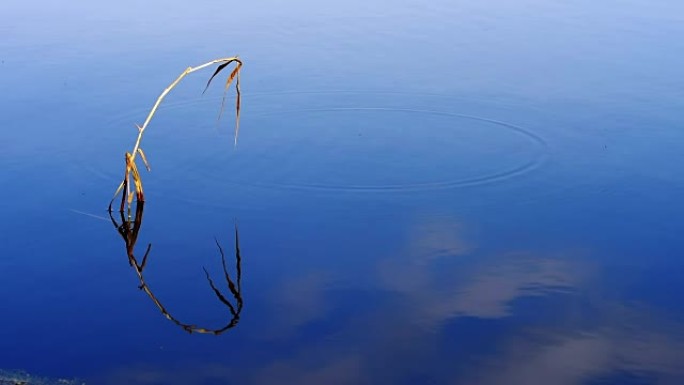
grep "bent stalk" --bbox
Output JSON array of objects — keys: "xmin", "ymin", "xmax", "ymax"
[{"xmin": 109, "ymin": 57, "xmax": 243, "ymax": 213}]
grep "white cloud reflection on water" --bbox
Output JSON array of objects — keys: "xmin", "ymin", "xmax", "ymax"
[
  {"xmin": 378, "ymin": 216, "xmax": 583, "ymax": 322},
  {"xmin": 461, "ymin": 311, "xmax": 684, "ymax": 385},
  {"xmin": 100, "ymin": 215, "xmax": 684, "ymax": 385}
]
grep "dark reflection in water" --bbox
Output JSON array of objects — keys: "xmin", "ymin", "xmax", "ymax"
[
  {"xmin": 94, "ymin": 216, "xmax": 684, "ymax": 385},
  {"xmin": 110, "ymin": 202, "xmax": 243, "ymax": 335}
]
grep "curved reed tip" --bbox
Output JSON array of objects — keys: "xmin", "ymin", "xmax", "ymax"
[{"xmin": 111, "ymin": 57, "xmax": 243, "ymax": 212}]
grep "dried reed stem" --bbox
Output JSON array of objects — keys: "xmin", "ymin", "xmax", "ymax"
[{"xmin": 109, "ymin": 57, "xmax": 243, "ymax": 213}]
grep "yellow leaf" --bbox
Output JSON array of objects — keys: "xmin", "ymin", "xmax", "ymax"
[{"xmin": 138, "ymin": 148, "xmax": 151, "ymax": 171}]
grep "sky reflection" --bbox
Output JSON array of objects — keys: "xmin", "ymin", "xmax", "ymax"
[{"xmin": 97, "ymin": 215, "xmax": 684, "ymax": 385}]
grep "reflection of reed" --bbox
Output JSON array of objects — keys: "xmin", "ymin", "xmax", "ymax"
[{"xmin": 109, "ymin": 202, "xmax": 243, "ymax": 335}]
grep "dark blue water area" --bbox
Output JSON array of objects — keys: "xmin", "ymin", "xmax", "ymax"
[{"xmin": 2, "ymin": 0, "xmax": 684, "ymax": 384}]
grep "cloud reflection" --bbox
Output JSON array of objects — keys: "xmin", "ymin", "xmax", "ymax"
[
  {"xmin": 101, "ymin": 214, "xmax": 684, "ymax": 384},
  {"xmin": 465, "ymin": 321, "xmax": 684, "ymax": 385},
  {"xmin": 380, "ymin": 216, "xmax": 581, "ymax": 322}
]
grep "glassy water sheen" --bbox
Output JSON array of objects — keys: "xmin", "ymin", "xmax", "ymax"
[{"xmin": 2, "ymin": 0, "xmax": 684, "ymax": 384}]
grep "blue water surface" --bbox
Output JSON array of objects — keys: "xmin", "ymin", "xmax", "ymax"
[{"xmin": 1, "ymin": 0, "xmax": 683, "ymax": 384}]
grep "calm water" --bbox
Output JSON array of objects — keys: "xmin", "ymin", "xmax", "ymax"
[{"xmin": 2, "ymin": 0, "xmax": 684, "ymax": 384}]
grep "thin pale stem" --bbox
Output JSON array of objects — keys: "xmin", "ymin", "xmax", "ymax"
[
  {"xmin": 110, "ymin": 56, "xmax": 243, "ymax": 212},
  {"xmin": 129, "ymin": 57, "xmax": 242, "ymax": 162}
]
